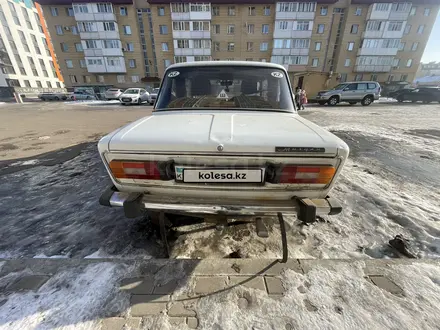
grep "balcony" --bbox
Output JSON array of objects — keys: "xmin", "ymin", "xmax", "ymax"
[
  {"xmin": 362, "ymin": 30, "xmax": 384, "ymax": 39},
  {"xmin": 84, "ymin": 48, "xmax": 124, "ymax": 57},
  {"xmin": 357, "ymin": 48, "xmax": 399, "ymax": 56},
  {"xmin": 382, "ymin": 29, "xmax": 405, "ymax": 39},
  {"xmin": 389, "ymin": 11, "xmax": 410, "ymax": 20},
  {"xmin": 174, "ymin": 48, "xmax": 211, "ymax": 56},
  {"xmin": 272, "ymin": 48, "xmax": 309, "ymax": 56},
  {"xmin": 275, "ymin": 11, "xmax": 315, "ymax": 20},
  {"xmin": 273, "ymin": 30, "xmax": 312, "ymax": 39},
  {"xmin": 80, "ymin": 31, "xmax": 120, "ymax": 40},
  {"xmin": 172, "ymin": 30, "xmax": 210, "ymax": 39},
  {"xmin": 74, "ymin": 12, "xmax": 116, "ymax": 22},
  {"xmin": 354, "ymin": 65, "xmax": 392, "ymax": 72},
  {"xmin": 171, "ymin": 11, "xmax": 211, "ymax": 20},
  {"xmin": 368, "ymin": 8, "xmax": 391, "ymax": 20}
]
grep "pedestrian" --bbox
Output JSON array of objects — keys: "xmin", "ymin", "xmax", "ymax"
[
  {"xmin": 300, "ymin": 89, "xmax": 308, "ymax": 110},
  {"xmin": 295, "ymin": 86, "xmax": 302, "ymax": 109}
]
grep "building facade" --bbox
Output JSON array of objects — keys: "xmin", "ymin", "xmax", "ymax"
[
  {"xmin": 0, "ymin": 0, "xmax": 64, "ymax": 98},
  {"xmin": 38, "ymin": 0, "xmax": 439, "ymax": 96}
]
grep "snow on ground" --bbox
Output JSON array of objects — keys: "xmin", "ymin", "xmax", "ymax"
[
  {"xmin": 64, "ymin": 100, "xmax": 121, "ymax": 106},
  {"xmin": 1, "ymin": 261, "xmax": 440, "ymax": 329},
  {"xmin": 0, "ymin": 263, "xmax": 130, "ymax": 330}
]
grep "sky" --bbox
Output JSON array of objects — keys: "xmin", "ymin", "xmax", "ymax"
[{"xmin": 421, "ymin": 12, "xmax": 440, "ymax": 63}]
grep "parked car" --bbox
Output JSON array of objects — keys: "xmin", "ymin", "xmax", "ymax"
[
  {"xmin": 38, "ymin": 92, "xmax": 67, "ymax": 101},
  {"xmin": 394, "ymin": 87, "xmax": 440, "ymax": 103},
  {"xmin": 71, "ymin": 90, "xmax": 98, "ymax": 100},
  {"xmin": 315, "ymin": 81, "xmax": 381, "ymax": 106},
  {"xmin": 388, "ymin": 88, "xmax": 415, "ymax": 99},
  {"xmin": 98, "ymin": 61, "xmax": 349, "ymax": 231},
  {"xmin": 119, "ymin": 88, "xmax": 150, "ymax": 105},
  {"xmin": 104, "ymin": 88, "xmax": 124, "ymax": 100},
  {"xmin": 148, "ymin": 88, "xmax": 160, "ymax": 105}
]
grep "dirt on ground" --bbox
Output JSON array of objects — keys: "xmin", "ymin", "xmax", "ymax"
[{"xmin": 0, "ymin": 101, "xmax": 151, "ymax": 160}]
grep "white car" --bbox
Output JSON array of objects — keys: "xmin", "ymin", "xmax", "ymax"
[
  {"xmin": 104, "ymin": 88, "xmax": 124, "ymax": 100},
  {"xmin": 119, "ymin": 88, "xmax": 150, "ymax": 105},
  {"xmin": 98, "ymin": 61, "xmax": 349, "ymax": 249}
]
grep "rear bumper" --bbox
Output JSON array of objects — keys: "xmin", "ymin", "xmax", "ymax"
[{"xmin": 99, "ymin": 185, "xmax": 342, "ymax": 221}]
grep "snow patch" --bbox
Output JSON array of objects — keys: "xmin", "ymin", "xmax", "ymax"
[
  {"xmin": 84, "ymin": 248, "xmax": 111, "ymax": 259},
  {"xmin": 65, "ymin": 100, "xmax": 121, "ymax": 106},
  {"xmin": 33, "ymin": 253, "xmax": 70, "ymax": 259},
  {"xmin": 10, "ymin": 159, "xmax": 39, "ymax": 167},
  {"xmin": 0, "ymin": 263, "xmax": 127, "ymax": 329}
]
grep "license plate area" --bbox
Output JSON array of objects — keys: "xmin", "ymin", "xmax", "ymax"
[{"xmin": 175, "ymin": 166, "xmax": 265, "ymax": 183}]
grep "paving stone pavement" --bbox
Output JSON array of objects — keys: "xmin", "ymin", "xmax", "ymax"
[{"xmin": 0, "ymin": 258, "xmax": 439, "ymax": 329}]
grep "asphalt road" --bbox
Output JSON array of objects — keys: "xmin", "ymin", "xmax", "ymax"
[{"xmin": 0, "ymin": 101, "xmax": 439, "ymax": 259}]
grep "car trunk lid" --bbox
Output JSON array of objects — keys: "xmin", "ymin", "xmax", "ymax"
[{"xmin": 108, "ymin": 111, "xmax": 340, "ymax": 156}]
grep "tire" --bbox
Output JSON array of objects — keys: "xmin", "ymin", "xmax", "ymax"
[
  {"xmin": 40, "ymin": 98, "xmax": 45, "ymax": 101},
  {"xmin": 397, "ymin": 97, "xmax": 403, "ymax": 103},
  {"xmin": 54, "ymin": 96, "xmax": 59, "ymax": 101},
  {"xmin": 411, "ymin": 100, "xmax": 417, "ymax": 103},
  {"xmin": 318, "ymin": 101, "xmax": 326, "ymax": 105},
  {"xmin": 138, "ymin": 98, "xmax": 142, "ymax": 105},
  {"xmin": 349, "ymin": 102, "xmax": 357, "ymax": 105},
  {"xmin": 327, "ymin": 96, "xmax": 339, "ymax": 106},
  {"xmin": 86, "ymin": 96, "xmax": 92, "ymax": 100},
  {"xmin": 361, "ymin": 95, "xmax": 373, "ymax": 106}
]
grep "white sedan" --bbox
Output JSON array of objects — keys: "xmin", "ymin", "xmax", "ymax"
[
  {"xmin": 98, "ymin": 61, "xmax": 349, "ymax": 252},
  {"xmin": 119, "ymin": 88, "xmax": 150, "ymax": 105}
]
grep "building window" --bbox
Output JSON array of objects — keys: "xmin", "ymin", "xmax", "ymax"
[
  {"xmin": 75, "ymin": 43, "xmax": 83, "ymax": 52},
  {"xmin": 398, "ymin": 42, "xmax": 405, "ymax": 51},
  {"xmin": 61, "ymin": 43, "xmax": 69, "ymax": 52},
  {"xmin": 410, "ymin": 7, "xmax": 417, "ymax": 15},
  {"xmin": 339, "ymin": 73, "xmax": 347, "ymax": 82},
  {"xmin": 387, "ymin": 74, "xmax": 394, "ymax": 82},
  {"xmin": 80, "ymin": 59, "xmax": 86, "ymax": 68},
  {"xmin": 24, "ymin": 80, "xmax": 31, "ymax": 87},
  {"xmin": 296, "ymin": 21, "xmax": 310, "ymax": 31},
  {"xmin": 400, "ymin": 74, "xmax": 408, "ymax": 82},
  {"xmin": 161, "ymin": 42, "xmax": 169, "ymax": 51},
  {"xmin": 55, "ymin": 25, "xmax": 63, "ymax": 35},
  {"xmin": 248, "ymin": 6, "xmax": 256, "ymax": 16},
  {"xmin": 127, "ymin": 59, "xmax": 136, "ymax": 68},
  {"xmin": 82, "ymin": 75, "xmax": 90, "ymax": 83},
  {"xmin": 417, "ymin": 25, "xmax": 425, "ymax": 34},
  {"xmin": 411, "ymin": 42, "xmax": 419, "ymax": 51},
  {"xmin": 406, "ymin": 59, "xmax": 413, "ymax": 67},
  {"xmin": 263, "ymin": 6, "xmax": 271, "ymax": 15},
  {"xmin": 228, "ymin": 6, "xmax": 235, "ymax": 16},
  {"xmin": 247, "ymin": 24, "xmax": 254, "ymax": 34},
  {"xmin": 69, "ymin": 75, "xmax": 77, "ymax": 83},
  {"xmin": 94, "ymin": 75, "xmax": 104, "ymax": 82},
  {"xmin": 103, "ymin": 40, "xmax": 120, "ymax": 48},
  {"xmin": 126, "ymin": 43, "xmax": 134, "ymax": 51},
  {"xmin": 315, "ymin": 42, "xmax": 321, "ymax": 51},
  {"xmin": 36, "ymin": 81, "xmax": 43, "ymax": 88},
  {"xmin": 392, "ymin": 58, "xmax": 400, "ymax": 67},
  {"xmin": 50, "ymin": 7, "xmax": 58, "ymax": 16},
  {"xmin": 159, "ymin": 25, "xmax": 168, "ymax": 34},
  {"xmin": 85, "ymin": 40, "xmax": 98, "ymax": 48},
  {"xmin": 97, "ymin": 3, "xmax": 112, "ymax": 13},
  {"xmin": 123, "ymin": 25, "xmax": 131, "ymax": 34},
  {"xmin": 107, "ymin": 57, "xmax": 122, "ymax": 66},
  {"xmin": 192, "ymin": 21, "xmax": 209, "ymax": 31},
  {"xmin": 78, "ymin": 22, "xmax": 97, "ymax": 32},
  {"xmin": 56, "ymin": 82, "xmax": 61, "ymax": 88},
  {"xmin": 246, "ymin": 42, "xmax": 253, "ymax": 51},
  {"xmin": 355, "ymin": 7, "xmax": 362, "ymax": 15},
  {"xmin": 213, "ymin": 24, "xmax": 220, "ymax": 34},
  {"xmin": 354, "ymin": 74, "xmax": 363, "ymax": 81},
  {"xmin": 347, "ymin": 42, "xmax": 355, "ymax": 51},
  {"xmin": 158, "ymin": 7, "xmax": 165, "ymax": 16},
  {"xmin": 71, "ymin": 26, "xmax": 79, "ymax": 35},
  {"xmin": 311, "ymin": 58, "xmax": 319, "ymax": 67},
  {"xmin": 320, "ymin": 6, "xmax": 328, "ymax": 15},
  {"xmin": 212, "ymin": 6, "xmax": 219, "ymax": 16},
  {"xmin": 174, "ymin": 56, "xmax": 187, "ymax": 63},
  {"xmin": 228, "ymin": 42, "xmax": 235, "ymax": 51},
  {"xmin": 375, "ymin": 3, "xmax": 390, "ymax": 11},
  {"xmin": 278, "ymin": 21, "xmax": 288, "ymax": 30},
  {"xmin": 227, "ymin": 25, "xmax": 235, "ymax": 34},
  {"xmin": 260, "ymin": 42, "xmax": 268, "ymax": 51},
  {"xmin": 73, "ymin": 4, "xmax": 88, "ymax": 13},
  {"xmin": 66, "ymin": 7, "xmax": 74, "ymax": 16},
  {"xmin": 120, "ymin": 7, "xmax": 127, "ymax": 15},
  {"xmin": 164, "ymin": 59, "xmax": 171, "ymax": 67},
  {"xmin": 117, "ymin": 75, "xmax": 125, "ymax": 83},
  {"xmin": 171, "ymin": 3, "xmax": 189, "ymax": 13},
  {"xmin": 176, "ymin": 39, "xmax": 189, "ymax": 49},
  {"xmin": 344, "ymin": 59, "xmax": 351, "ymax": 67},
  {"xmin": 262, "ymin": 24, "xmax": 269, "ymax": 34},
  {"xmin": 351, "ymin": 24, "xmax": 359, "ymax": 34},
  {"xmin": 388, "ymin": 21, "xmax": 403, "ymax": 31},
  {"xmin": 131, "ymin": 75, "xmax": 140, "ymax": 83},
  {"xmin": 369, "ymin": 74, "xmax": 377, "ymax": 81},
  {"xmin": 424, "ymin": 8, "xmax": 431, "ymax": 16},
  {"xmin": 65, "ymin": 60, "xmax": 74, "ymax": 68}
]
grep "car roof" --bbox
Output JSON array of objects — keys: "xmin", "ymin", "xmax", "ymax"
[
  {"xmin": 341, "ymin": 81, "xmax": 380, "ymax": 84},
  {"xmin": 165, "ymin": 60, "xmax": 287, "ymax": 72}
]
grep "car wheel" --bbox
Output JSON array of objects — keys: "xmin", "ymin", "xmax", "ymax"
[
  {"xmin": 138, "ymin": 98, "xmax": 142, "ymax": 105},
  {"xmin": 86, "ymin": 96, "xmax": 92, "ymax": 100},
  {"xmin": 397, "ymin": 97, "xmax": 404, "ymax": 103},
  {"xmin": 54, "ymin": 96, "xmax": 59, "ymax": 101},
  {"xmin": 348, "ymin": 102, "xmax": 357, "ymax": 105},
  {"xmin": 327, "ymin": 96, "xmax": 339, "ymax": 106},
  {"xmin": 318, "ymin": 101, "xmax": 326, "ymax": 105},
  {"xmin": 361, "ymin": 96, "xmax": 373, "ymax": 106}
]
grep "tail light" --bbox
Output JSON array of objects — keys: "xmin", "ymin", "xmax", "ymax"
[
  {"xmin": 109, "ymin": 160, "xmax": 162, "ymax": 180},
  {"xmin": 278, "ymin": 166, "xmax": 336, "ymax": 184}
]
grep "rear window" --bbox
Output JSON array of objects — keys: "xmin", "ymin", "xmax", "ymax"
[
  {"xmin": 155, "ymin": 65, "xmax": 294, "ymax": 112},
  {"xmin": 368, "ymin": 83, "xmax": 377, "ymax": 89},
  {"xmin": 357, "ymin": 83, "xmax": 368, "ymax": 90}
]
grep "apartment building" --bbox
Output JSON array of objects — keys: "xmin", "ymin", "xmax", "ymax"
[
  {"xmin": 416, "ymin": 61, "xmax": 440, "ymax": 78},
  {"xmin": 0, "ymin": 0, "xmax": 64, "ymax": 98},
  {"xmin": 39, "ymin": 0, "xmax": 439, "ymax": 96}
]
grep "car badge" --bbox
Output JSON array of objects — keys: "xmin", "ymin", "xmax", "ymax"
[{"xmin": 217, "ymin": 144, "xmax": 224, "ymax": 152}]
